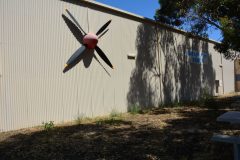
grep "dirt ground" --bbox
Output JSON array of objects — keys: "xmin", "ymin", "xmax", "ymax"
[{"xmin": 0, "ymin": 97, "xmax": 240, "ymax": 160}]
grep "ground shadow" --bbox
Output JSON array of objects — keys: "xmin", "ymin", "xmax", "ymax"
[
  {"xmin": 151, "ymin": 108, "xmax": 236, "ymax": 160},
  {"xmin": 127, "ymin": 23, "xmax": 215, "ymax": 110},
  {"xmin": 0, "ymin": 100, "xmax": 238, "ymax": 160}
]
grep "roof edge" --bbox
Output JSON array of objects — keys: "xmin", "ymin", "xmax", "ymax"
[{"xmin": 72, "ymin": 0, "xmax": 221, "ymax": 44}]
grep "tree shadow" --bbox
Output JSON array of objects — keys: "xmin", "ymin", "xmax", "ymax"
[
  {"xmin": 127, "ymin": 24, "xmax": 158, "ymax": 109},
  {"xmin": 0, "ymin": 120, "xmax": 174, "ymax": 160},
  {"xmin": 158, "ymin": 108, "xmax": 239, "ymax": 160},
  {"xmin": 127, "ymin": 24, "xmax": 215, "ymax": 110},
  {"xmin": 0, "ymin": 106, "xmax": 238, "ymax": 160}
]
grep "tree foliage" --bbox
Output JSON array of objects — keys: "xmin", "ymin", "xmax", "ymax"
[{"xmin": 155, "ymin": 0, "xmax": 240, "ymax": 59}]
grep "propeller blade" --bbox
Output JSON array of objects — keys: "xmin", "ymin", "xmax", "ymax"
[
  {"xmin": 95, "ymin": 46, "xmax": 114, "ymax": 69},
  {"xmin": 96, "ymin": 20, "xmax": 112, "ymax": 36},
  {"xmin": 62, "ymin": 14, "xmax": 84, "ymax": 44},
  {"xmin": 65, "ymin": 9, "xmax": 86, "ymax": 35},
  {"xmin": 63, "ymin": 45, "xmax": 86, "ymax": 73},
  {"xmin": 98, "ymin": 29, "xmax": 109, "ymax": 39}
]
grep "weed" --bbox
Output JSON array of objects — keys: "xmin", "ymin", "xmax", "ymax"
[
  {"xmin": 163, "ymin": 101, "xmax": 182, "ymax": 108},
  {"xmin": 129, "ymin": 104, "xmax": 141, "ymax": 114},
  {"xmin": 95, "ymin": 118, "xmax": 113, "ymax": 125},
  {"xmin": 42, "ymin": 121, "xmax": 54, "ymax": 131},
  {"xmin": 172, "ymin": 101, "xmax": 182, "ymax": 107},
  {"xmin": 95, "ymin": 110, "xmax": 126, "ymax": 126},
  {"xmin": 110, "ymin": 109, "xmax": 122, "ymax": 118},
  {"xmin": 75, "ymin": 114, "xmax": 86, "ymax": 124},
  {"xmin": 95, "ymin": 117, "xmax": 130, "ymax": 126},
  {"xmin": 199, "ymin": 87, "xmax": 214, "ymax": 107}
]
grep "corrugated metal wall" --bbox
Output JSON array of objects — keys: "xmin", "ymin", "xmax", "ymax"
[
  {"xmin": 223, "ymin": 58, "xmax": 234, "ymax": 93},
  {"xmin": 0, "ymin": 0, "xmax": 4, "ymax": 132},
  {"xmin": 0, "ymin": 0, "xmax": 140, "ymax": 131},
  {"xmin": 0, "ymin": 0, "xmax": 234, "ymax": 131}
]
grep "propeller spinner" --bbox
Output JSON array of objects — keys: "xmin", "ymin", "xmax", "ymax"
[
  {"xmin": 62, "ymin": 9, "xmax": 113, "ymax": 73},
  {"xmin": 83, "ymin": 33, "xmax": 98, "ymax": 49}
]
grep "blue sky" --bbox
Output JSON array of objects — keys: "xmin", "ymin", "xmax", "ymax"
[{"xmin": 95, "ymin": 0, "xmax": 222, "ymax": 42}]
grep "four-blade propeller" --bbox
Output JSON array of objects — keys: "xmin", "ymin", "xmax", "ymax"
[{"xmin": 62, "ymin": 9, "xmax": 113, "ymax": 73}]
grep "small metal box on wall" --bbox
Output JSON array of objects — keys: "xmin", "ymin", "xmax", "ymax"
[{"xmin": 234, "ymin": 59, "xmax": 240, "ymax": 92}]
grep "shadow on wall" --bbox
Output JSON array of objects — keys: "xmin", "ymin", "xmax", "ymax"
[
  {"xmin": 127, "ymin": 24, "xmax": 215, "ymax": 109},
  {"xmin": 63, "ymin": 48, "xmax": 94, "ymax": 73}
]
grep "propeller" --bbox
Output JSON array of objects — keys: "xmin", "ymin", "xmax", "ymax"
[
  {"xmin": 62, "ymin": 9, "xmax": 114, "ymax": 73},
  {"xmin": 98, "ymin": 29, "xmax": 109, "ymax": 39},
  {"xmin": 63, "ymin": 46, "xmax": 86, "ymax": 73},
  {"xmin": 96, "ymin": 20, "xmax": 112, "ymax": 36},
  {"xmin": 95, "ymin": 46, "xmax": 113, "ymax": 69}
]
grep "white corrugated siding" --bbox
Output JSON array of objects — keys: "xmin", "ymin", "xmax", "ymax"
[
  {"xmin": 223, "ymin": 58, "xmax": 234, "ymax": 93},
  {"xmin": 0, "ymin": 0, "xmax": 140, "ymax": 131},
  {"xmin": 0, "ymin": 0, "xmax": 234, "ymax": 131},
  {"xmin": 0, "ymin": 0, "xmax": 4, "ymax": 132}
]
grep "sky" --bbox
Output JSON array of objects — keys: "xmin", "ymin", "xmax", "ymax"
[{"xmin": 95, "ymin": 0, "xmax": 222, "ymax": 42}]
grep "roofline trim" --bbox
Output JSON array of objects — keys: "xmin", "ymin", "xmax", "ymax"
[{"xmin": 77, "ymin": 0, "xmax": 220, "ymax": 44}]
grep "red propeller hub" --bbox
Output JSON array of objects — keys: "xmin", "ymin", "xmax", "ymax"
[{"xmin": 83, "ymin": 33, "xmax": 98, "ymax": 49}]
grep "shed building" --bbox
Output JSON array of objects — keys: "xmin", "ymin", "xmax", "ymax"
[{"xmin": 0, "ymin": 0, "xmax": 236, "ymax": 131}]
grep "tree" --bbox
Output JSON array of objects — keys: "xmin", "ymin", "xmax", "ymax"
[{"xmin": 155, "ymin": 0, "xmax": 240, "ymax": 59}]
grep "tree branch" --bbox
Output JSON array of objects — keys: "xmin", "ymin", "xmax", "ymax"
[{"xmin": 201, "ymin": 16, "xmax": 222, "ymax": 30}]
